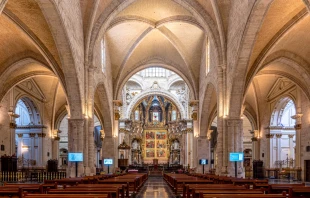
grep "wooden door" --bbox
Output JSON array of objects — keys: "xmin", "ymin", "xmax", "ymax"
[{"xmin": 305, "ymin": 160, "xmax": 310, "ymax": 182}]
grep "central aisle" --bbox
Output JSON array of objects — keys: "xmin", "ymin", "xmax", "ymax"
[{"xmin": 136, "ymin": 176, "xmax": 175, "ymax": 198}]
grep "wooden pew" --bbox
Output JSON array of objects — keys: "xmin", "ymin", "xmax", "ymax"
[
  {"xmin": 268, "ymin": 183, "xmax": 305, "ymax": 194},
  {"xmin": 59, "ymin": 186, "xmax": 125, "ymax": 198},
  {"xmin": 199, "ymin": 192, "xmax": 287, "ymax": 198},
  {"xmin": 4, "ymin": 183, "xmax": 57, "ymax": 193},
  {"xmin": 183, "ymin": 184, "xmax": 248, "ymax": 198},
  {"xmin": 0, "ymin": 187, "xmax": 23, "ymax": 198},
  {"xmin": 193, "ymin": 189, "xmax": 263, "ymax": 198},
  {"xmin": 46, "ymin": 189, "xmax": 115, "ymax": 198},
  {"xmin": 75, "ymin": 184, "xmax": 129, "ymax": 198},
  {"xmin": 288, "ymin": 186, "xmax": 310, "ymax": 198},
  {"xmin": 23, "ymin": 193, "xmax": 110, "ymax": 198}
]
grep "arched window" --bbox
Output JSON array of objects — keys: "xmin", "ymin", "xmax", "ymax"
[
  {"xmin": 280, "ymin": 100, "xmax": 295, "ymax": 127},
  {"xmin": 206, "ymin": 37, "xmax": 210, "ymax": 75},
  {"xmin": 101, "ymin": 38, "xmax": 105, "ymax": 73},
  {"xmin": 171, "ymin": 110, "xmax": 177, "ymax": 121}
]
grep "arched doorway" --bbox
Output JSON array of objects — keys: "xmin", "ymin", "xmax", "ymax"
[
  {"xmin": 15, "ymin": 97, "xmax": 43, "ymax": 167},
  {"xmin": 270, "ymin": 97, "xmax": 296, "ymax": 168}
]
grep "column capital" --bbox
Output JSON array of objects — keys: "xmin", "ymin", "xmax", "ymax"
[
  {"xmin": 113, "ymin": 100, "xmax": 123, "ymax": 107},
  {"xmin": 29, "ymin": 133, "xmax": 36, "ymax": 138},
  {"xmin": 226, "ymin": 118, "xmax": 242, "ymax": 127},
  {"xmin": 17, "ymin": 133, "xmax": 23, "ymax": 138},
  {"xmin": 68, "ymin": 118, "xmax": 85, "ymax": 127},
  {"xmin": 275, "ymin": 134, "xmax": 282, "ymax": 138},
  {"xmin": 38, "ymin": 133, "xmax": 46, "ymax": 138},
  {"xmin": 189, "ymin": 100, "xmax": 199, "ymax": 107},
  {"xmin": 8, "ymin": 111, "xmax": 19, "ymax": 118},
  {"xmin": 265, "ymin": 134, "xmax": 274, "ymax": 138},
  {"xmin": 53, "ymin": 136, "xmax": 60, "ymax": 141},
  {"xmin": 291, "ymin": 114, "xmax": 303, "ymax": 125},
  {"xmin": 288, "ymin": 134, "xmax": 294, "ymax": 139}
]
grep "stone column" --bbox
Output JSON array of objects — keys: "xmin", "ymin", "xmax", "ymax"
[
  {"xmin": 17, "ymin": 134, "xmax": 23, "ymax": 158},
  {"xmin": 189, "ymin": 100, "xmax": 198, "ymax": 170},
  {"xmin": 29, "ymin": 133, "xmax": 36, "ymax": 164},
  {"xmin": 0, "ymin": 0, "xmax": 8, "ymax": 14},
  {"xmin": 76, "ymin": 119, "xmax": 85, "ymax": 175},
  {"xmin": 216, "ymin": 117, "xmax": 225, "ymax": 175},
  {"xmin": 52, "ymin": 136, "xmax": 60, "ymax": 160},
  {"xmin": 253, "ymin": 130, "xmax": 260, "ymax": 160},
  {"xmin": 288, "ymin": 134, "xmax": 294, "ymax": 159},
  {"xmin": 8, "ymin": 112, "xmax": 19, "ymax": 155},
  {"xmin": 226, "ymin": 119, "xmax": 243, "ymax": 177},
  {"xmin": 88, "ymin": 118, "xmax": 95, "ymax": 175},
  {"xmin": 275, "ymin": 134, "xmax": 282, "ymax": 162},
  {"xmin": 67, "ymin": 119, "xmax": 84, "ymax": 177},
  {"xmin": 113, "ymin": 100, "xmax": 122, "ymax": 169},
  {"xmin": 37, "ymin": 133, "xmax": 46, "ymax": 167},
  {"xmin": 291, "ymin": 114, "xmax": 302, "ymax": 168}
]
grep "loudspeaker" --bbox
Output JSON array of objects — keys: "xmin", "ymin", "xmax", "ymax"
[
  {"xmin": 211, "ymin": 159, "xmax": 214, "ymax": 164},
  {"xmin": 262, "ymin": 153, "xmax": 264, "ymax": 158},
  {"xmin": 0, "ymin": 145, "xmax": 4, "ymax": 151},
  {"xmin": 99, "ymin": 160, "xmax": 102, "ymax": 165}
]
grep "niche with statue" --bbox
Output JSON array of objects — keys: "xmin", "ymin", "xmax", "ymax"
[{"xmin": 118, "ymin": 140, "xmax": 130, "ymax": 169}]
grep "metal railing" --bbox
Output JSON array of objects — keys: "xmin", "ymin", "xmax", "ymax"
[{"xmin": 0, "ymin": 171, "xmax": 66, "ymax": 182}]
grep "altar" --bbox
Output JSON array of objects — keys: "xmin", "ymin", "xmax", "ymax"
[{"xmin": 143, "ymin": 129, "xmax": 168, "ymax": 164}]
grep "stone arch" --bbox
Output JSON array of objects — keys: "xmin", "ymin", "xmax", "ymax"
[
  {"xmin": 87, "ymin": 0, "xmax": 224, "ymax": 82},
  {"xmin": 14, "ymin": 96, "xmax": 42, "ymax": 125},
  {"xmin": 243, "ymin": 109, "xmax": 258, "ymax": 131},
  {"xmin": 228, "ymin": 0, "xmax": 273, "ymax": 118},
  {"xmin": 37, "ymin": 0, "xmax": 84, "ymax": 119},
  {"xmin": 126, "ymin": 89, "xmax": 186, "ymax": 119},
  {"xmin": 200, "ymin": 82, "xmax": 217, "ymax": 137},
  {"xmin": 270, "ymin": 95, "xmax": 296, "ymax": 127},
  {"xmin": 115, "ymin": 59, "xmax": 196, "ymax": 100},
  {"xmin": 244, "ymin": 51, "xmax": 310, "ymax": 101},
  {"xmin": 94, "ymin": 83, "xmax": 113, "ymax": 137},
  {"xmin": 54, "ymin": 106, "xmax": 69, "ymax": 131}
]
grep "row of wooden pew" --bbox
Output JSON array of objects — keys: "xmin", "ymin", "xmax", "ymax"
[
  {"xmin": 0, "ymin": 173, "xmax": 148, "ymax": 198},
  {"xmin": 164, "ymin": 173, "xmax": 310, "ymax": 198}
]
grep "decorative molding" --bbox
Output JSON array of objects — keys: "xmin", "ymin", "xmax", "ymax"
[
  {"xmin": 16, "ymin": 125, "xmax": 47, "ymax": 129},
  {"xmin": 266, "ymin": 78, "xmax": 295, "ymax": 101}
]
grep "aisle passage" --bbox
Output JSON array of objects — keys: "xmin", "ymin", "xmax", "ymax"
[{"xmin": 136, "ymin": 176, "xmax": 175, "ymax": 198}]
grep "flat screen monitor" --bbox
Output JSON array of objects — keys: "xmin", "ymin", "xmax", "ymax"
[
  {"xmin": 229, "ymin": 152, "xmax": 244, "ymax": 162},
  {"xmin": 199, "ymin": 159, "xmax": 208, "ymax": 165},
  {"xmin": 68, "ymin": 153, "xmax": 83, "ymax": 162},
  {"xmin": 104, "ymin": 158, "xmax": 113, "ymax": 165}
]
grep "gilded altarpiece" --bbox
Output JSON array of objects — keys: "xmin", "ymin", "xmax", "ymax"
[{"xmin": 144, "ymin": 130, "xmax": 168, "ymax": 163}]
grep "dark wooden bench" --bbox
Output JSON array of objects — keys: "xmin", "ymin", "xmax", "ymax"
[
  {"xmin": 199, "ymin": 192, "xmax": 287, "ymax": 198},
  {"xmin": 58, "ymin": 186, "xmax": 124, "ymax": 198},
  {"xmin": 194, "ymin": 189, "xmax": 263, "ymax": 198},
  {"xmin": 74, "ymin": 184, "xmax": 129, "ymax": 198},
  {"xmin": 183, "ymin": 184, "xmax": 248, "ymax": 198},
  {"xmin": 23, "ymin": 193, "xmax": 110, "ymax": 198},
  {"xmin": 288, "ymin": 186, "xmax": 310, "ymax": 198},
  {"xmin": 268, "ymin": 183, "xmax": 305, "ymax": 194}
]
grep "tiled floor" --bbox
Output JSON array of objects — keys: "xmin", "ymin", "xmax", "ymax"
[{"xmin": 136, "ymin": 176, "xmax": 175, "ymax": 198}]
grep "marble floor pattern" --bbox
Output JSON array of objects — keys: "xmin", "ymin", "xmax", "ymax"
[{"xmin": 136, "ymin": 176, "xmax": 175, "ymax": 198}]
